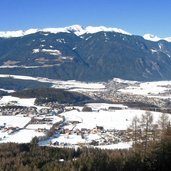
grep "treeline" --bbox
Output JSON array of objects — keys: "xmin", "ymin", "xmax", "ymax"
[
  {"xmin": 0, "ymin": 90, "xmax": 8, "ymax": 96},
  {"xmin": 0, "ymin": 126, "xmax": 171, "ymax": 171},
  {"xmin": 11, "ymin": 88, "xmax": 93, "ymax": 105},
  {"xmin": 0, "ymin": 77, "xmax": 52, "ymax": 91}
]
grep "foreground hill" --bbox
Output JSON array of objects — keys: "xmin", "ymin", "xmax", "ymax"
[
  {"xmin": 0, "ymin": 133, "xmax": 171, "ymax": 171},
  {"xmin": 1, "ymin": 25, "xmax": 171, "ymax": 81}
]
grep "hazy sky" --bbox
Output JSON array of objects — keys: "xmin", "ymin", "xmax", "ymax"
[{"xmin": 0, "ymin": 0, "xmax": 170, "ymax": 37}]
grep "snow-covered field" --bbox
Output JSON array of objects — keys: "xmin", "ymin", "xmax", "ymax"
[
  {"xmin": 0, "ymin": 74, "xmax": 105, "ymax": 92},
  {"xmin": 2, "ymin": 74, "xmax": 171, "ymax": 96},
  {"xmin": 0, "ymin": 96, "xmax": 35, "ymax": 107},
  {"xmin": 0, "ymin": 115, "xmax": 32, "ymax": 142},
  {"xmin": 0, "ymin": 95, "xmax": 48, "ymax": 110},
  {"xmin": 0, "ymin": 129, "xmax": 45, "ymax": 143},
  {"xmin": 0, "ymin": 116, "xmax": 31, "ymax": 128},
  {"xmin": 26, "ymin": 124, "xmax": 52, "ymax": 130},
  {"xmin": 96, "ymin": 142, "xmax": 132, "ymax": 150},
  {"xmin": 51, "ymin": 134, "xmax": 86, "ymax": 145},
  {"xmin": 118, "ymin": 80, "xmax": 171, "ymax": 98},
  {"xmin": 0, "ymin": 115, "xmax": 62, "ymax": 143},
  {"xmin": 52, "ymin": 80, "xmax": 105, "ymax": 92},
  {"xmin": 0, "ymin": 88, "xmax": 15, "ymax": 93},
  {"xmin": 61, "ymin": 109, "xmax": 169, "ymax": 130},
  {"xmin": 86, "ymin": 103, "xmax": 128, "ymax": 110}
]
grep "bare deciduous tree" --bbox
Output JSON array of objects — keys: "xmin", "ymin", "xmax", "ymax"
[
  {"xmin": 130, "ymin": 115, "xmax": 140, "ymax": 143},
  {"xmin": 141, "ymin": 111, "xmax": 153, "ymax": 153},
  {"xmin": 158, "ymin": 113, "xmax": 170, "ymax": 138},
  {"xmin": 158, "ymin": 113, "xmax": 169, "ymax": 131}
]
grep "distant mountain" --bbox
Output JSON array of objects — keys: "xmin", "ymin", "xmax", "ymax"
[
  {"xmin": 0, "ymin": 25, "xmax": 131, "ymax": 38},
  {"xmin": 1, "ymin": 25, "xmax": 171, "ymax": 81}
]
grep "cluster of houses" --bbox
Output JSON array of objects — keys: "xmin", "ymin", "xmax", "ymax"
[
  {"xmin": 0, "ymin": 106, "xmax": 37, "ymax": 116},
  {"xmin": 50, "ymin": 121, "xmax": 160, "ymax": 147},
  {"xmin": 0, "ymin": 104, "xmax": 62, "ymax": 140},
  {"xmin": 49, "ymin": 116, "xmax": 132, "ymax": 147},
  {"xmin": 50, "ymin": 126, "xmax": 131, "ymax": 147},
  {"xmin": 0, "ymin": 126, "xmax": 20, "ymax": 135},
  {"xmin": 0, "ymin": 97, "xmax": 162, "ymax": 147}
]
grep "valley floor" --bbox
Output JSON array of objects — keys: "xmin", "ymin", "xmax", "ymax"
[{"xmin": 1, "ymin": 75, "xmax": 171, "ymax": 150}]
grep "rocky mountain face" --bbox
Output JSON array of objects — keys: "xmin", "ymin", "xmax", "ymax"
[{"xmin": 1, "ymin": 26, "xmax": 171, "ymax": 81}]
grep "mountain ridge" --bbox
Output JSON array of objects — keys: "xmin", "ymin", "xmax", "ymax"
[
  {"xmin": 1, "ymin": 29, "xmax": 171, "ymax": 82},
  {"xmin": 1, "ymin": 25, "xmax": 171, "ymax": 42},
  {"xmin": 0, "ymin": 25, "xmax": 131, "ymax": 38}
]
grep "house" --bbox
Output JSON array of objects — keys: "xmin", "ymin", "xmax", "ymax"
[
  {"xmin": 53, "ymin": 141, "xmax": 59, "ymax": 146},
  {"xmin": 96, "ymin": 126, "xmax": 104, "ymax": 131}
]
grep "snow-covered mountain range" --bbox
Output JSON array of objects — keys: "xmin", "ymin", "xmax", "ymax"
[
  {"xmin": 1, "ymin": 24, "xmax": 171, "ymax": 82},
  {"xmin": 0, "ymin": 24, "xmax": 171, "ymax": 42},
  {"xmin": 0, "ymin": 25, "xmax": 131, "ymax": 38}
]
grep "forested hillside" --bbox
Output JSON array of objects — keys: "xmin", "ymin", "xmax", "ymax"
[
  {"xmin": 1, "ymin": 28, "xmax": 171, "ymax": 81},
  {"xmin": 0, "ymin": 126, "xmax": 171, "ymax": 171}
]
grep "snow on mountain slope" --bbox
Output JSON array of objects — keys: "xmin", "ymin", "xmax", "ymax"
[
  {"xmin": 80, "ymin": 26, "xmax": 131, "ymax": 36},
  {"xmin": 0, "ymin": 25, "xmax": 131, "ymax": 38},
  {"xmin": 143, "ymin": 34, "xmax": 161, "ymax": 42},
  {"xmin": 164, "ymin": 37, "xmax": 171, "ymax": 42},
  {"xmin": 0, "ymin": 29, "xmax": 38, "ymax": 38},
  {"xmin": 0, "ymin": 30, "xmax": 24, "ymax": 38},
  {"xmin": 143, "ymin": 34, "xmax": 171, "ymax": 42}
]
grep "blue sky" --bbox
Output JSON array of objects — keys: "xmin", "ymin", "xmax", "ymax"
[{"xmin": 0, "ymin": 0, "xmax": 170, "ymax": 37}]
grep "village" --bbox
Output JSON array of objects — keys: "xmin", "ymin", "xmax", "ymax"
[
  {"xmin": 0, "ymin": 100, "xmax": 129, "ymax": 145},
  {"xmin": 0, "ymin": 95, "xmax": 168, "ymax": 150},
  {"xmin": 1, "ymin": 77, "xmax": 171, "ymax": 149}
]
